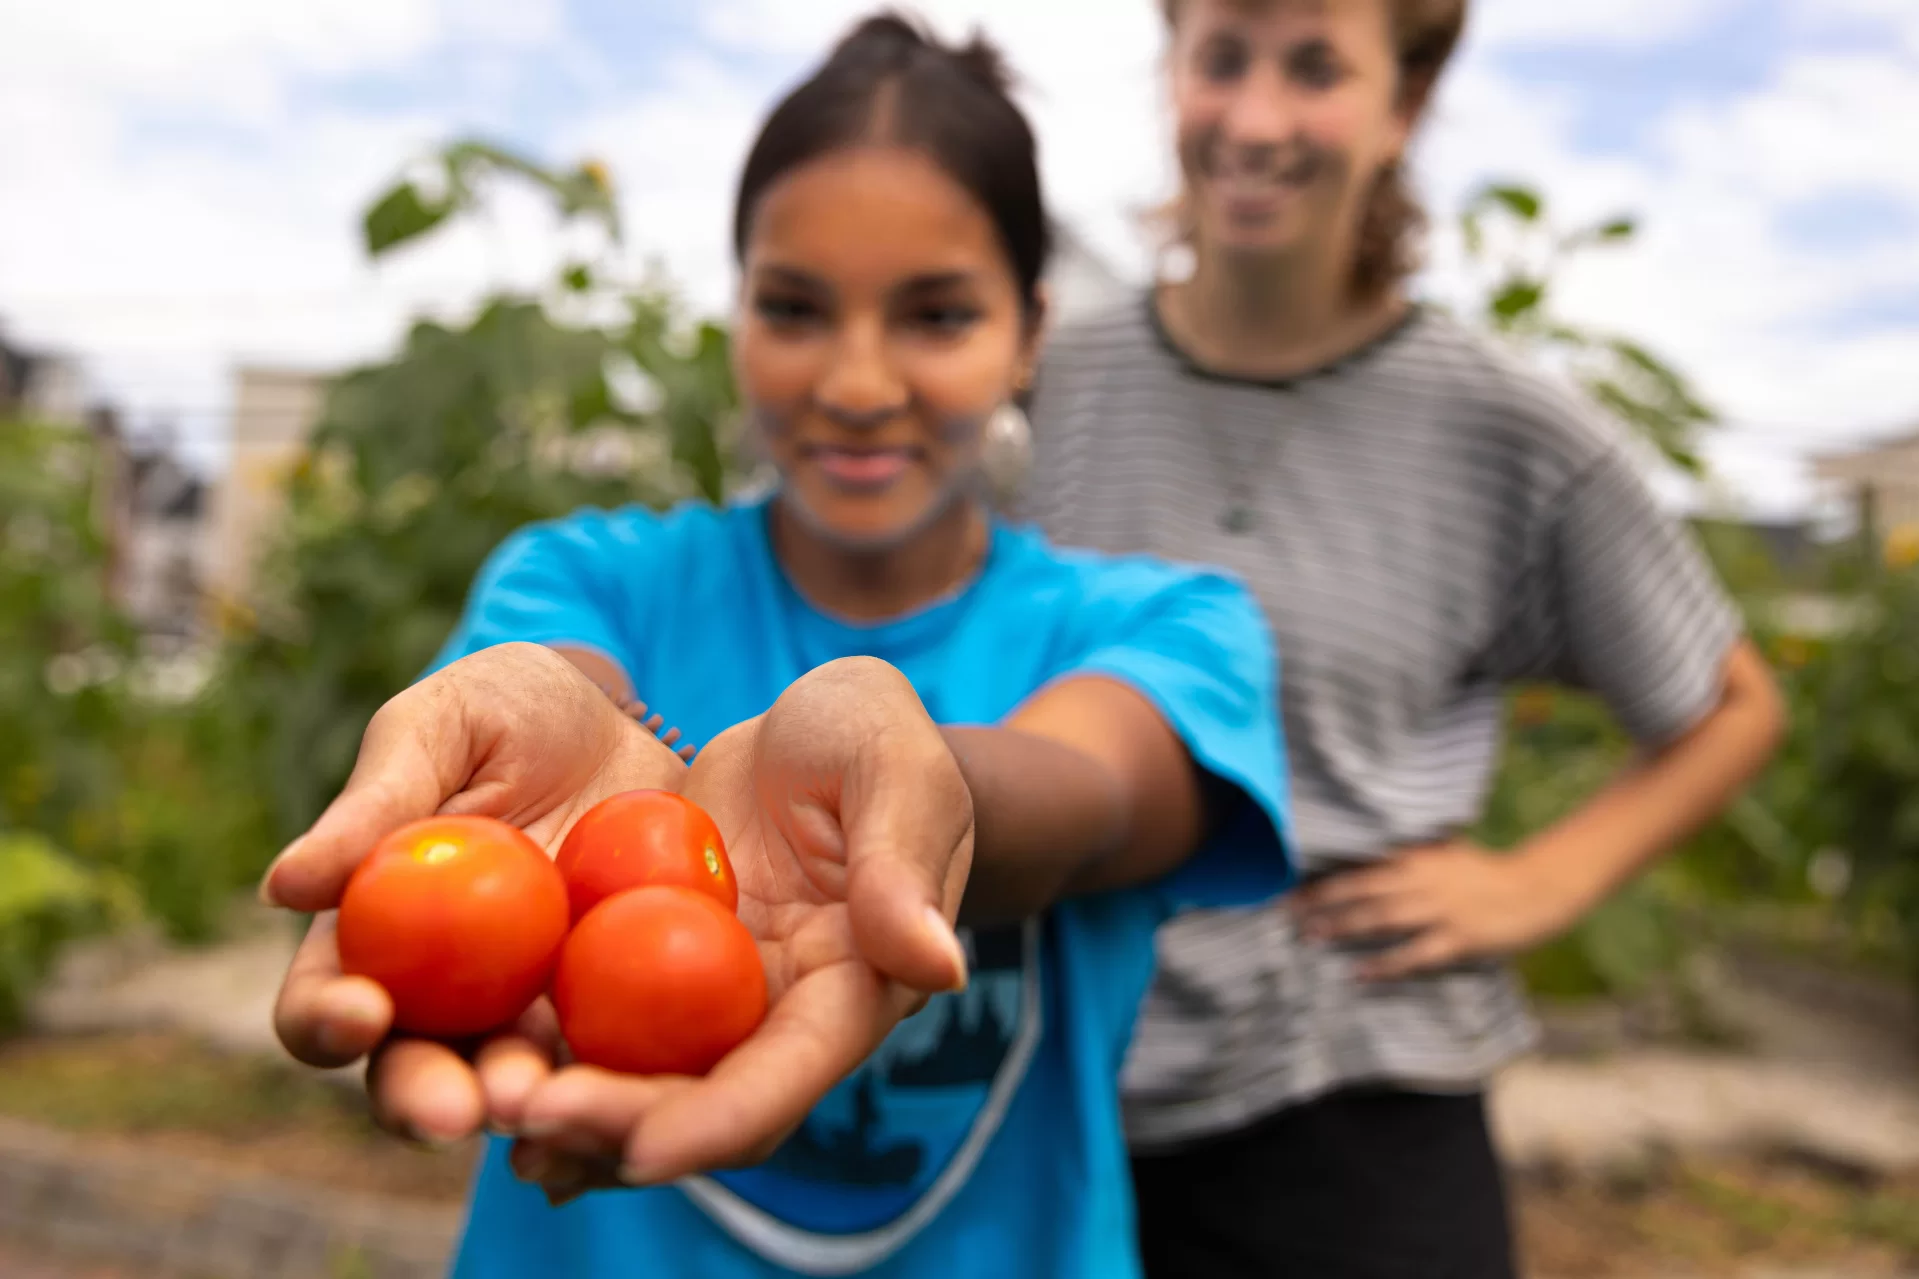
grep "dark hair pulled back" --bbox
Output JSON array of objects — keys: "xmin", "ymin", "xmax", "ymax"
[{"xmin": 731, "ymin": 10, "xmax": 1050, "ymax": 316}]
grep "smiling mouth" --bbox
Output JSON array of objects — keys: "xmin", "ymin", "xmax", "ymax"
[
  {"xmin": 1205, "ymin": 155, "xmax": 1320, "ymax": 218},
  {"xmin": 802, "ymin": 444, "xmax": 919, "ymax": 491}
]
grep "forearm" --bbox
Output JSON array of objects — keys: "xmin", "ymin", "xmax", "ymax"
[
  {"xmin": 1513, "ymin": 640, "xmax": 1786, "ymax": 916},
  {"xmin": 942, "ymin": 726, "xmax": 1132, "ymax": 925}
]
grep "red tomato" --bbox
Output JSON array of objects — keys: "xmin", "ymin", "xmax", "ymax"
[
  {"xmin": 337, "ymin": 815, "xmax": 569, "ymax": 1039},
  {"xmin": 553, "ymin": 886, "xmax": 767, "ymax": 1076},
  {"xmin": 554, "ymin": 789, "xmax": 737, "ymax": 922}
]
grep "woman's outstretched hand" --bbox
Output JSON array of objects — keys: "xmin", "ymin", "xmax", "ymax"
[
  {"xmin": 262, "ymin": 646, "xmax": 976, "ymax": 1197},
  {"xmin": 484, "ymin": 655, "xmax": 976, "ymax": 1200},
  {"xmin": 264, "ymin": 642, "xmax": 691, "ymax": 1145}
]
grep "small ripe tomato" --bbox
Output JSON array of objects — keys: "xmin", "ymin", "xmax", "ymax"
[
  {"xmin": 553, "ymin": 886, "xmax": 767, "ymax": 1076},
  {"xmin": 554, "ymin": 789, "xmax": 737, "ymax": 922},
  {"xmin": 337, "ymin": 815, "xmax": 569, "ymax": 1039}
]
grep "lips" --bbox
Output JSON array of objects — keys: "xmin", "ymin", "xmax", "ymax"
[
  {"xmin": 803, "ymin": 444, "xmax": 917, "ymax": 491},
  {"xmin": 1201, "ymin": 149, "xmax": 1320, "ymax": 224}
]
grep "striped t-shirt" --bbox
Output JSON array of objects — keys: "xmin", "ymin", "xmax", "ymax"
[{"xmin": 1019, "ymin": 293, "xmax": 1743, "ymax": 1150}]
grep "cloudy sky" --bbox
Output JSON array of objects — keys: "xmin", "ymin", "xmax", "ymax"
[{"xmin": 2, "ymin": 0, "xmax": 1915, "ymax": 515}]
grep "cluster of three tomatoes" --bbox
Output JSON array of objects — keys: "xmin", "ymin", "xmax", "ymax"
[{"xmin": 336, "ymin": 791, "xmax": 767, "ymax": 1077}]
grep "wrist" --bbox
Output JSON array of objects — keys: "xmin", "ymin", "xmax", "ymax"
[{"xmin": 1508, "ymin": 836, "xmax": 1608, "ymax": 928}]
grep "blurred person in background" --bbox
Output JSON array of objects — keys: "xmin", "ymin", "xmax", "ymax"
[
  {"xmin": 1016, "ymin": 0, "xmax": 1788, "ymax": 1275},
  {"xmin": 265, "ymin": 14, "xmax": 1294, "ymax": 1278}
]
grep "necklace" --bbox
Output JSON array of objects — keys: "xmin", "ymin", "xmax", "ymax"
[{"xmin": 1195, "ymin": 398, "xmax": 1286, "ymax": 535}]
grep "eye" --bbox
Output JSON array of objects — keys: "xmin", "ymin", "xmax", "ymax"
[
  {"xmin": 1197, "ymin": 33, "xmax": 1249, "ymax": 84},
  {"xmin": 907, "ymin": 303, "xmax": 982, "ymax": 336},
  {"xmin": 748, "ymin": 291, "xmax": 825, "ymax": 334},
  {"xmin": 1288, "ymin": 39, "xmax": 1348, "ymax": 90},
  {"xmin": 753, "ymin": 292, "xmax": 823, "ymax": 327}
]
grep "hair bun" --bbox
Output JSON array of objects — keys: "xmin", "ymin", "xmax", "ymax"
[
  {"xmin": 831, "ymin": 10, "xmax": 1017, "ymax": 94},
  {"xmin": 831, "ymin": 11, "xmax": 931, "ymax": 72},
  {"xmin": 949, "ymin": 35, "xmax": 1015, "ymax": 95}
]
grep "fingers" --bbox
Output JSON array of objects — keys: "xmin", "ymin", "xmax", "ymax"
[
  {"xmin": 474, "ymin": 1000, "xmax": 564, "ymax": 1134},
  {"xmin": 368, "ymin": 1036, "xmax": 487, "ymax": 1146},
  {"xmin": 273, "ymin": 913, "xmax": 393, "ymax": 1068},
  {"xmin": 841, "ymin": 735, "xmax": 974, "ymax": 994},
  {"xmin": 511, "ymin": 961, "xmax": 903, "ymax": 1187},
  {"xmin": 261, "ymin": 674, "xmax": 474, "ymax": 911},
  {"xmin": 1297, "ymin": 893, "xmax": 1442, "ymax": 944},
  {"xmin": 622, "ymin": 963, "xmax": 909, "ymax": 1184},
  {"xmin": 1291, "ymin": 864, "xmax": 1405, "ymax": 912},
  {"xmin": 846, "ymin": 858, "xmax": 970, "ymax": 994},
  {"xmin": 519, "ymin": 1066, "xmax": 683, "ymax": 1156},
  {"xmin": 1357, "ymin": 930, "xmax": 1462, "ymax": 983}
]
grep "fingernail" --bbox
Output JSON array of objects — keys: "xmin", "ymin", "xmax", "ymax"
[
  {"xmin": 519, "ymin": 1116, "xmax": 564, "ymax": 1139},
  {"xmin": 617, "ymin": 1161, "xmax": 661, "ymax": 1188},
  {"xmin": 315, "ymin": 984, "xmax": 389, "ymax": 1058},
  {"xmin": 257, "ymin": 839, "xmax": 303, "ymax": 907},
  {"xmin": 924, "ymin": 907, "xmax": 968, "ymax": 992},
  {"xmin": 405, "ymin": 1123, "xmax": 464, "ymax": 1153}
]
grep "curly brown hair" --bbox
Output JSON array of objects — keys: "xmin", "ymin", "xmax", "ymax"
[{"xmin": 1159, "ymin": 0, "xmax": 1468, "ymax": 300}]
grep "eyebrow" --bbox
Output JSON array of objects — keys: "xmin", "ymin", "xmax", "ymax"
[
  {"xmin": 894, "ymin": 271, "xmax": 978, "ymax": 293},
  {"xmin": 752, "ymin": 264, "xmax": 827, "ymax": 290},
  {"xmin": 751, "ymin": 265, "xmax": 982, "ymax": 294}
]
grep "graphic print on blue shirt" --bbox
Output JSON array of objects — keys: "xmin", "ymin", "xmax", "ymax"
[
  {"xmin": 683, "ymin": 922, "xmax": 1039, "ymax": 1265},
  {"xmin": 430, "ymin": 498, "xmax": 1294, "ymax": 1279}
]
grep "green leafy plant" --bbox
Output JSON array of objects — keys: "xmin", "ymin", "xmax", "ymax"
[
  {"xmin": 0, "ymin": 831, "xmax": 135, "ymax": 1028},
  {"xmin": 1798, "ymin": 528, "xmax": 1919, "ymax": 987},
  {"xmin": 1461, "ymin": 181, "xmax": 1715, "ymax": 476},
  {"xmin": 362, "ymin": 140, "xmax": 618, "ymax": 258},
  {"xmin": 221, "ymin": 140, "xmax": 738, "ymax": 844}
]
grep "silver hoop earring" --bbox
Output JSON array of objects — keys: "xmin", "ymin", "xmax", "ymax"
[
  {"xmin": 981, "ymin": 401, "xmax": 1034, "ymax": 506},
  {"xmin": 1157, "ymin": 237, "xmax": 1197, "ymax": 285}
]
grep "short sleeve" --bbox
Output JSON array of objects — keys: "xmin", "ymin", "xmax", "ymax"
[
  {"xmin": 1059, "ymin": 567, "xmax": 1295, "ymax": 907},
  {"xmin": 1495, "ymin": 442, "xmax": 1744, "ymax": 745},
  {"xmin": 428, "ymin": 510, "xmax": 651, "ymax": 677}
]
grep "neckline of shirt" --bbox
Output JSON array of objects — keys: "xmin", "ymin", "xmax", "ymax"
[
  {"xmin": 743, "ymin": 493, "xmax": 1015, "ymax": 653},
  {"xmin": 1141, "ymin": 288, "xmax": 1427, "ymax": 391}
]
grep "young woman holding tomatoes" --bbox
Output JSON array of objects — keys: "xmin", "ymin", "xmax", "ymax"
[{"xmin": 264, "ymin": 13, "xmax": 1294, "ymax": 1278}]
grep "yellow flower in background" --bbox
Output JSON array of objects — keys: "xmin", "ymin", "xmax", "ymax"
[
  {"xmin": 1772, "ymin": 635, "xmax": 1813, "ymax": 670},
  {"xmin": 1511, "ymin": 686, "xmax": 1557, "ymax": 727},
  {"xmin": 1884, "ymin": 522, "xmax": 1919, "ymax": 570},
  {"xmin": 581, "ymin": 159, "xmax": 613, "ymax": 192}
]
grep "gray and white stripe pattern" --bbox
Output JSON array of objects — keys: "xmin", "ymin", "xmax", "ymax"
[{"xmin": 1020, "ymin": 295, "xmax": 1742, "ymax": 1150}]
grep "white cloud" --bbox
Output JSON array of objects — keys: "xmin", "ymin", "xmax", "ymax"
[
  {"xmin": 1468, "ymin": 0, "xmax": 1741, "ymax": 50},
  {"xmin": 0, "ymin": 1, "xmax": 440, "ymax": 116},
  {"xmin": 0, "ymin": 0, "xmax": 569, "ymax": 464},
  {"xmin": 1405, "ymin": 3, "xmax": 1919, "ymax": 513},
  {"xmin": 561, "ymin": 54, "xmax": 772, "ymax": 312},
  {"xmin": 2, "ymin": 0, "xmax": 1915, "ymax": 518}
]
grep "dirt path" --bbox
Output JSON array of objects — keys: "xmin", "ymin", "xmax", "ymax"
[{"xmin": 33, "ymin": 910, "xmax": 1919, "ymax": 1180}]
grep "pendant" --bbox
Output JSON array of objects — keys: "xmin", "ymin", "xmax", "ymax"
[{"xmin": 1220, "ymin": 504, "xmax": 1255, "ymax": 535}]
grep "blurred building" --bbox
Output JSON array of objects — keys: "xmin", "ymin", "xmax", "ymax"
[
  {"xmin": 2, "ymin": 329, "xmax": 213, "ymax": 641},
  {"xmin": 1813, "ymin": 430, "xmax": 1919, "ymax": 537},
  {"xmin": 203, "ymin": 366, "xmax": 327, "ymax": 620},
  {"xmin": 116, "ymin": 443, "xmax": 211, "ymax": 640},
  {"xmin": 0, "ymin": 329, "xmax": 87, "ymax": 424}
]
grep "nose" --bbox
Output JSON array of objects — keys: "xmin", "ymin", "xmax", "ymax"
[
  {"xmin": 815, "ymin": 312, "xmax": 909, "ymax": 430},
  {"xmin": 1219, "ymin": 59, "xmax": 1296, "ymax": 152}
]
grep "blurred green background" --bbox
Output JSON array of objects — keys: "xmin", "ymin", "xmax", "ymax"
[{"xmin": 4, "ymin": 145, "xmax": 1916, "ymax": 1031}]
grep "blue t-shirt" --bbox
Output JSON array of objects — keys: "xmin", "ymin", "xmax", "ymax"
[{"xmin": 436, "ymin": 497, "xmax": 1293, "ymax": 1279}]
